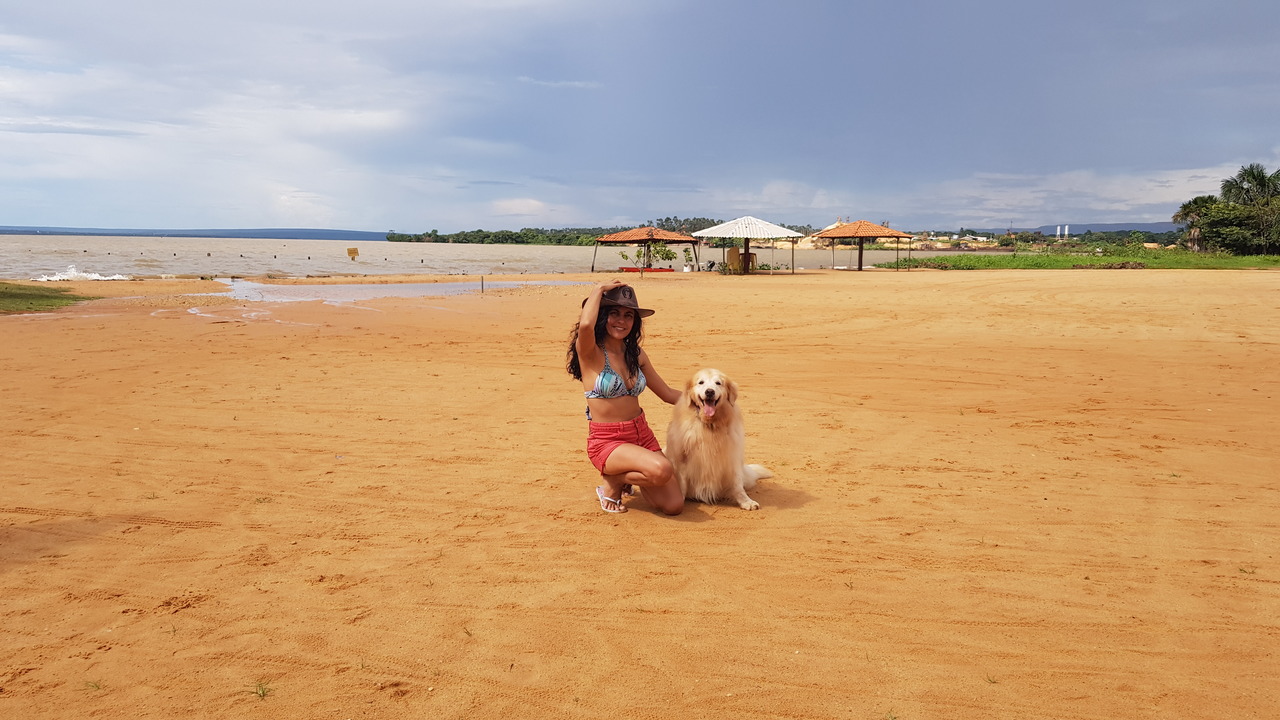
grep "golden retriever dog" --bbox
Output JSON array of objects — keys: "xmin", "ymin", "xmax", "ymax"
[{"xmin": 666, "ymin": 368, "xmax": 773, "ymax": 510}]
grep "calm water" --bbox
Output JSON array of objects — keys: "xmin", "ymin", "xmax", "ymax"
[{"xmin": 1, "ymin": 234, "xmax": 946, "ymax": 280}]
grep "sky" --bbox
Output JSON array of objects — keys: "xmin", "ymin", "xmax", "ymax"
[{"xmin": 2, "ymin": 0, "xmax": 1278, "ymax": 233}]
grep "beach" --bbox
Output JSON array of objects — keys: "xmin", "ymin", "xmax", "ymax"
[{"xmin": 2, "ymin": 269, "xmax": 1277, "ymax": 719}]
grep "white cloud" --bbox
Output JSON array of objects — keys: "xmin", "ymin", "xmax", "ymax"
[
  {"xmin": 920, "ymin": 164, "xmax": 1245, "ymax": 227},
  {"xmin": 2, "ymin": 1, "xmax": 1278, "ymax": 231},
  {"xmin": 517, "ymin": 76, "xmax": 601, "ymax": 89},
  {"xmin": 489, "ymin": 198, "xmax": 568, "ymax": 222},
  {"xmin": 667, "ymin": 160, "xmax": 1279, "ymax": 232}
]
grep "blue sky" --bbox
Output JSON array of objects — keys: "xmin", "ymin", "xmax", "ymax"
[{"xmin": 2, "ymin": 0, "xmax": 1278, "ymax": 232}]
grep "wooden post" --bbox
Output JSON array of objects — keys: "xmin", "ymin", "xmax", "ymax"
[{"xmin": 857, "ymin": 239, "xmax": 865, "ymax": 271}]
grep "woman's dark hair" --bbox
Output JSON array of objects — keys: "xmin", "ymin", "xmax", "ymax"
[{"xmin": 567, "ymin": 306, "xmax": 643, "ymax": 381}]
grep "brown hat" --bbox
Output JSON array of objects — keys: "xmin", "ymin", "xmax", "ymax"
[{"xmin": 600, "ymin": 284, "xmax": 654, "ymax": 318}]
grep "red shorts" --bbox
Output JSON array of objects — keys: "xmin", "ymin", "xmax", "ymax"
[{"xmin": 586, "ymin": 413, "xmax": 661, "ymax": 473}]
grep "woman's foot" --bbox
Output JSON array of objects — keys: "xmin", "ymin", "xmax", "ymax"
[{"xmin": 596, "ymin": 486, "xmax": 627, "ymax": 513}]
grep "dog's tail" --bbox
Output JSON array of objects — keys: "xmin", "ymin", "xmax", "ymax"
[{"xmin": 742, "ymin": 464, "xmax": 773, "ymax": 490}]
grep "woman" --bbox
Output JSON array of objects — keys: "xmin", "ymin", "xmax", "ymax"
[{"xmin": 567, "ymin": 280, "xmax": 683, "ymax": 515}]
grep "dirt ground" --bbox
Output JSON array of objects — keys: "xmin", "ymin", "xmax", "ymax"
[{"xmin": 2, "ymin": 269, "xmax": 1277, "ymax": 719}]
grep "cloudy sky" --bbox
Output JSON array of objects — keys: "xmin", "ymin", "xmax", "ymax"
[{"xmin": 2, "ymin": 0, "xmax": 1278, "ymax": 232}]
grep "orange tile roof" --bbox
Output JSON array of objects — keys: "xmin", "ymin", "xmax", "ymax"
[
  {"xmin": 814, "ymin": 220, "xmax": 913, "ymax": 239},
  {"xmin": 595, "ymin": 227, "xmax": 699, "ymax": 243}
]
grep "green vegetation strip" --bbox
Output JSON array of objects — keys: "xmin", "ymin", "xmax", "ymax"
[
  {"xmin": 0, "ymin": 281, "xmax": 99, "ymax": 314},
  {"xmin": 878, "ymin": 249, "xmax": 1280, "ymax": 271}
]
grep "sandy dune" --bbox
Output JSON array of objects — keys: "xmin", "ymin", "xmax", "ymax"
[{"xmin": 2, "ymin": 269, "xmax": 1277, "ymax": 719}]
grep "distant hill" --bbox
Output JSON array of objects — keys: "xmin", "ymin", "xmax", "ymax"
[
  {"xmin": 0, "ymin": 226, "xmax": 387, "ymax": 241},
  {"xmin": 973, "ymin": 222, "xmax": 1180, "ymax": 235},
  {"xmin": 2, "ymin": 222, "xmax": 1184, "ymax": 241}
]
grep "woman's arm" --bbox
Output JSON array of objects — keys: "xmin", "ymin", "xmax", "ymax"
[
  {"xmin": 640, "ymin": 349, "xmax": 682, "ymax": 405},
  {"xmin": 575, "ymin": 280, "xmax": 625, "ymax": 367}
]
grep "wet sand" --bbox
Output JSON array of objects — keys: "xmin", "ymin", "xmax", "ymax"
[{"xmin": 2, "ymin": 269, "xmax": 1277, "ymax": 718}]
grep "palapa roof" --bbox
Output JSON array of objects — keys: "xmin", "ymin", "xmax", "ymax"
[
  {"xmin": 691, "ymin": 215, "xmax": 803, "ymax": 239},
  {"xmin": 594, "ymin": 227, "xmax": 698, "ymax": 243},
  {"xmin": 814, "ymin": 220, "xmax": 913, "ymax": 239}
]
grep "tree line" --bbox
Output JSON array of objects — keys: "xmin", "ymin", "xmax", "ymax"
[
  {"xmin": 1173, "ymin": 163, "xmax": 1280, "ymax": 254},
  {"xmin": 386, "ymin": 227, "xmax": 629, "ymax": 245},
  {"xmin": 386, "ymin": 169, "xmax": 1280, "ymax": 258},
  {"xmin": 997, "ymin": 229, "xmax": 1182, "ymax": 248},
  {"xmin": 386, "ymin": 215, "xmax": 819, "ymax": 246}
]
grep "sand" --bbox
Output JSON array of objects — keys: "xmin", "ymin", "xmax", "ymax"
[{"xmin": 2, "ymin": 269, "xmax": 1277, "ymax": 719}]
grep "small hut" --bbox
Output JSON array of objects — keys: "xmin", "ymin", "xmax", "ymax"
[
  {"xmin": 591, "ymin": 227, "xmax": 700, "ymax": 272},
  {"xmin": 814, "ymin": 220, "xmax": 914, "ymax": 271},
  {"xmin": 691, "ymin": 216, "xmax": 802, "ymax": 274}
]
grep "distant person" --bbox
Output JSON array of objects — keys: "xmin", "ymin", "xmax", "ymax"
[{"xmin": 566, "ymin": 281, "xmax": 683, "ymax": 515}]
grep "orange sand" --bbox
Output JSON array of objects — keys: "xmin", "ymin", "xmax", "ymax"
[{"xmin": 2, "ymin": 270, "xmax": 1277, "ymax": 718}]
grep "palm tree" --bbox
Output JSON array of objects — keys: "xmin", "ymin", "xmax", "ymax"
[
  {"xmin": 1172, "ymin": 194, "xmax": 1219, "ymax": 252},
  {"xmin": 1220, "ymin": 163, "xmax": 1280, "ymax": 206}
]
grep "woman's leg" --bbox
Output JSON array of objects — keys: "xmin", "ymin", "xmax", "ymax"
[{"xmin": 601, "ymin": 444, "xmax": 683, "ymax": 515}]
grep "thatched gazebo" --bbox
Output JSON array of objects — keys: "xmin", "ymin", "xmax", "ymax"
[
  {"xmin": 591, "ymin": 227, "xmax": 700, "ymax": 272},
  {"xmin": 814, "ymin": 220, "xmax": 914, "ymax": 271}
]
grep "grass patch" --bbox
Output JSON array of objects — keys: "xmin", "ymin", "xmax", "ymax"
[
  {"xmin": 250, "ymin": 680, "xmax": 274, "ymax": 700},
  {"xmin": 877, "ymin": 249, "xmax": 1280, "ymax": 271},
  {"xmin": 0, "ymin": 281, "xmax": 99, "ymax": 314}
]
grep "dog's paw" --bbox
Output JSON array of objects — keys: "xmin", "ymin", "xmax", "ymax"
[{"xmin": 738, "ymin": 498, "xmax": 760, "ymax": 511}]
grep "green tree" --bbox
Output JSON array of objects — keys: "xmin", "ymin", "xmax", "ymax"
[
  {"xmin": 650, "ymin": 243, "xmax": 678, "ymax": 264},
  {"xmin": 1170, "ymin": 163, "xmax": 1280, "ymax": 255},
  {"xmin": 1220, "ymin": 164, "xmax": 1280, "ymax": 250},
  {"xmin": 784, "ymin": 223, "xmax": 816, "ymax": 236},
  {"xmin": 1199, "ymin": 202, "xmax": 1258, "ymax": 254},
  {"xmin": 645, "ymin": 216, "xmax": 724, "ymax": 234},
  {"xmin": 1220, "ymin": 163, "xmax": 1280, "ymax": 206},
  {"xmin": 1172, "ymin": 195, "xmax": 1218, "ymax": 252}
]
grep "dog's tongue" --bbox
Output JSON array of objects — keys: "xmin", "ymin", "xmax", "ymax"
[{"xmin": 702, "ymin": 403, "xmax": 716, "ymax": 419}]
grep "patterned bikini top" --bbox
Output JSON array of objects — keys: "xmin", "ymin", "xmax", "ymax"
[{"xmin": 584, "ymin": 350, "xmax": 646, "ymax": 400}]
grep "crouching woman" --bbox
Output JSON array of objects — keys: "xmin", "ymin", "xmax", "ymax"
[{"xmin": 566, "ymin": 281, "xmax": 683, "ymax": 515}]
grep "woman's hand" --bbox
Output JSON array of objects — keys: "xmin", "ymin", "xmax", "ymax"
[{"xmin": 580, "ymin": 280, "xmax": 623, "ymax": 332}]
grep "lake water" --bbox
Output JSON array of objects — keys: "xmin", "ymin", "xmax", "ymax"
[{"xmin": 1, "ymin": 234, "xmax": 948, "ymax": 280}]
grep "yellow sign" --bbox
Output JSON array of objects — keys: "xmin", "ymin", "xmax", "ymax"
[{"xmin": 347, "ymin": 247, "xmax": 359, "ymax": 259}]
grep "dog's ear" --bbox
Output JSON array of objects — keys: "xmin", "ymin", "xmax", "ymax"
[
  {"xmin": 684, "ymin": 374, "xmax": 700, "ymax": 407},
  {"xmin": 725, "ymin": 375, "xmax": 739, "ymax": 406}
]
